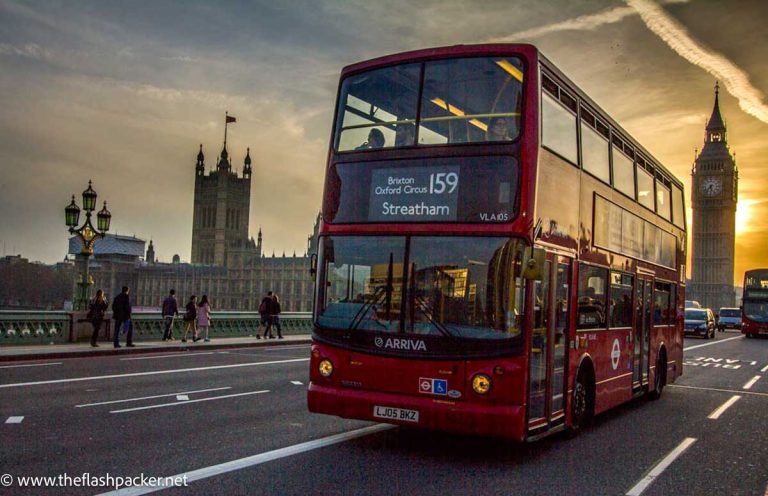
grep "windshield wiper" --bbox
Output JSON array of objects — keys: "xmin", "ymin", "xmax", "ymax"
[
  {"xmin": 413, "ymin": 295, "xmax": 453, "ymax": 337},
  {"xmin": 349, "ymin": 285, "xmax": 387, "ymax": 331}
]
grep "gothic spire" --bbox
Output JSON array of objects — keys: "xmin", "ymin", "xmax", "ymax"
[
  {"xmin": 195, "ymin": 144, "xmax": 205, "ymax": 176},
  {"xmin": 706, "ymin": 81, "xmax": 726, "ymax": 133},
  {"xmin": 243, "ymin": 147, "xmax": 252, "ymax": 178},
  {"xmin": 196, "ymin": 144, "xmax": 205, "ymax": 165}
]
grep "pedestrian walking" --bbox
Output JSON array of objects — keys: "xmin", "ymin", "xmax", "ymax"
[
  {"xmin": 161, "ymin": 289, "xmax": 179, "ymax": 342},
  {"xmin": 259, "ymin": 291, "xmax": 274, "ymax": 339},
  {"xmin": 271, "ymin": 293, "xmax": 284, "ymax": 339},
  {"xmin": 182, "ymin": 295, "xmax": 200, "ymax": 343},
  {"xmin": 87, "ymin": 289, "xmax": 108, "ymax": 347},
  {"xmin": 198, "ymin": 295, "xmax": 212, "ymax": 342},
  {"xmin": 111, "ymin": 286, "xmax": 134, "ymax": 348}
]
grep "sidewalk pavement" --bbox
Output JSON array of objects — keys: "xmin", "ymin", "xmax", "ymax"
[{"xmin": 0, "ymin": 335, "xmax": 313, "ymax": 362}]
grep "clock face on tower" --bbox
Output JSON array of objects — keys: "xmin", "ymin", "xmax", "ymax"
[{"xmin": 700, "ymin": 176, "xmax": 722, "ymax": 197}]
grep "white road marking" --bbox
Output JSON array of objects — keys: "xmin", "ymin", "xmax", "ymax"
[
  {"xmin": 743, "ymin": 376, "xmax": 761, "ymax": 390},
  {"xmin": 669, "ymin": 384, "xmax": 768, "ymax": 398},
  {"xmin": 707, "ymin": 395, "xmax": 741, "ymax": 419},
  {"xmin": 291, "ymin": 381, "xmax": 303, "ymax": 385},
  {"xmin": 0, "ymin": 362, "xmax": 62, "ymax": 369},
  {"xmin": 761, "ymin": 364, "xmax": 768, "ymax": 373},
  {"xmin": 120, "ymin": 352, "xmax": 217, "ymax": 361},
  {"xmin": 5, "ymin": 416, "xmax": 24, "ymax": 424},
  {"xmin": 683, "ymin": 336, "xmax": 742, "ymax": 351},
  {"xmin": 109, "ymin": 390, "xmax": 270, "ymax": 413},
  {"xmin": 75, "ymin": 387, "xmax": 231, "ymax": 408},
  {"xmin": 626, "ymin": 437, "xmax": 697, "ymax": 496},
  {"xmin": 176, "ymin": 395, "xmax": 189, "ymax": 401},
  {"xmin": 95, "ymin": 424, "xmax": 395, "ymax": 496},
  {"xmin": 0, "ymin": 358, "xmax": 309, "ymax": 389},
  {"xmin": 261, "ymin": 345, "xmax": 310, "ymax": 351}
]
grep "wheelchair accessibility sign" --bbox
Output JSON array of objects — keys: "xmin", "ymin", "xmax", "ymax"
[{"xmin": 419, "ymin": 377, "xmax": 448, "ymax": 395}]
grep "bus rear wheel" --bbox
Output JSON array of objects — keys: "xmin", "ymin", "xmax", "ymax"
[
  {"xmin": 648, "ymin": 351, "xmax": 667, "ymax": 400},
  {"xmin": 569, "ymin": 368, "xmax": 594, "ymax": 435}
]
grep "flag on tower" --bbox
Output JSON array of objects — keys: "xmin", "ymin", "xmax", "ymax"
[{"xmin": 226, "ymin": 115, "xmax": 237, "ymax": 123}]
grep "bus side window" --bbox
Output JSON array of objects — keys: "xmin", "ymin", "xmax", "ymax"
[{"xmin": 577, "ymin": 264, "xmax": 607, "ymax": 329}]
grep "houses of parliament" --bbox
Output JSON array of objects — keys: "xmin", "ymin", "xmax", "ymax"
[{"xmin": 71, "ymin": 141, "xmax": 319, "ymax": 312}]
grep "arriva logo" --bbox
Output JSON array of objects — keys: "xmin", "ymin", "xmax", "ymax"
[{"xmin": 375, "ymin": 337, "xmax": 427, "ymax": 351}]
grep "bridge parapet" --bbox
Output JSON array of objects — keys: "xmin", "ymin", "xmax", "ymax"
[
  {"xmin": 0, "ymin": 310, "xmax": 312, "ymax": 345},
  {"xmin": 0, "ymin": 311, "xmax": 71, "ymax": 345}
]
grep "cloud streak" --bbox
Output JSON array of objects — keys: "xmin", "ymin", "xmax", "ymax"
[
  {"xmin": 0, "ymin": 42, "xmax": 51, "ymax": 60},
  {"xmin": 487, "ymin": 6, "xmax": 635, "ymax": 41},
  {"xmin": 626, "ymin": 0, "xmax": 768, "ymax": 124},
  {"xmin": 485, "ymin": 0, "xmax": 689, "ymax": 42}
]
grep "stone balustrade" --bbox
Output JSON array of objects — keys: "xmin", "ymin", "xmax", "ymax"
[{"xmin": 0, "ymin": 310, "xmax": 312, "ymax": 345}]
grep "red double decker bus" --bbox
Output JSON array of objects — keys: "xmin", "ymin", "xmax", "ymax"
[
  {"xmin": 308, "ymin": 44, "xmax": 687, "ymax": 440},
  {"xmin": 742, "ymin": 269, "xmax": 768, "ymax": 337}
]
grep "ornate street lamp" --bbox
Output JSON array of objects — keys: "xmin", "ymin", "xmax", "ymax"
[{"xmin": 64, "ymin": 180, "xmax": 111, "ymax": 311}]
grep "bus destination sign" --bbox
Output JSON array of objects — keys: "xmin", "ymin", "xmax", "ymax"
[{"xmin": 368, "ymin": 166, "xmax": 460, "ymax": 222}]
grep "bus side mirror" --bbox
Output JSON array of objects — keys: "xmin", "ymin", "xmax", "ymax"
[
  {"xmin": 310, "ymin": 253, "xmax": 318, "ymax": 276},
  {"xmin": 523, "ymin": 248, "xmax": 546, "ymax": 280}
]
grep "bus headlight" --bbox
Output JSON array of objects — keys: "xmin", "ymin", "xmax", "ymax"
[
  {"xmin": 319, "ymin": 359, "xmax": 334, "ymax": 378},
  {"xmin": 471, "ymin": 374, "xmax": 492, "ymax": 395}
]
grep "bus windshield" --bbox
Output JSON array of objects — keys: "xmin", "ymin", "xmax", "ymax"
[
  {"xmin": 334, "ymin": 57, "xmax": 524, "ymax": 151},
  {"xmin": 744, "ymin": 302, "xmax": 768, "ymax": 323},
  {"xmin": 316, "ymin": 235, "xmax": 525, "ymax": 341}
]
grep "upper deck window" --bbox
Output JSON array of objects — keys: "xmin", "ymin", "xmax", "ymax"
[
  {"xmin": 580, "ymin": 107, "xmax": 610, "ymax": 183},
  {"xmin": 334, "ymin": 57, "xmax": 524, "ymax": 152}
]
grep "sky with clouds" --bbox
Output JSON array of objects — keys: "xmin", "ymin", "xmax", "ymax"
[{"xmin": 0, "ymin": 0, "xmax": 766, "ymax": 284}]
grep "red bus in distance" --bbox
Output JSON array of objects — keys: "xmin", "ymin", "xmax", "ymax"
[
  {"xmin": 742, "ymin": 269, "xmax": 768, "ymax": 337},
  {"xmin": 308, "ymin": 44, "xmax": 687, "ymax": 440}
]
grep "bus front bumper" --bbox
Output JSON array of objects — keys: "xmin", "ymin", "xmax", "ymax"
[{"xmin": 308, "ymin": 382, "xmax": 526, "ymax": 440}]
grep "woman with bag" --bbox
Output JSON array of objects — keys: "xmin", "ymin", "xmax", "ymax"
[
  {"xmin": 88, "ymin": 289, "xmax": 108, "ymax": 347},
  {"xmin": 181, "ymin": 295, "xmax": 200, "ymax": 343},
  {"xmin": 198, "ymin": 295, "xmax": 212, "ymax": 342}
]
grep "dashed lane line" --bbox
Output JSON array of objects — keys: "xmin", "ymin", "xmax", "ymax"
[
  {"xmin": 95, "ymin": 424, "xmax": 395, "ymax": 495},
  {"xmin": 683, "ymin": 335, "xmax": 743, "ymax": 351},
  {"xmin": 75, "ymin": 387, "xmax": 232, "ymax": 408},
  {"xmin": 626, "ymin": 437, "xmax": 697, "ymax": 496},
  {"xmin": 120, "ymin": 352, "xmax": 218, "ymax": 361},
  {"xmin": 109, "ymin": 389, "xmax": 269, "ymax": 413},
  {"xmin": 707, "ymin": 395, "xmax": 741, "ymax": 419},
  {"xmin": 0, "ymin": 362, "xmax": 62, "ymax": 369},
  {"xmin": 5, "ymin": 416, "xmax": 24, "ymax": 424},
  {"xmin": 761, "ymin": 364, "xmax": 768, "ymax": 373},
  {"xmin": 743, "ymin": 375, "xmax": 761, "ymax": 390},
  {"xmin": 0, "ymin": 358, "xmax": 309, "ymax": 389}
]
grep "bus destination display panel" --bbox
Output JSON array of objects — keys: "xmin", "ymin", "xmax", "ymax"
[{"xmin": 326, "ymin": 156, "xmax": 518, "ymax": 224}]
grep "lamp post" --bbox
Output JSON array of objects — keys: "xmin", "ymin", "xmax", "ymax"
[{"xmin": 64, "ymin": 180, "xmax": 111, "ymax": 311}]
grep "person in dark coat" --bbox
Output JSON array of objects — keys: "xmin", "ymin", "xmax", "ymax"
[
  {"xmin": 161, "ymin": 289, "xmax": 179, "ymax": 341},
  {"xmin": 271, "ymin": 293, "xmax": 283, "ymax": 339},
  {"xmin": 112, "ymin": 286, "xmax": 134, "ymax": 348},
  {"xmin": 259, "ymin": 291, "xmax": 274, "ymax": 339},
  {"xmin": 181, "ymin": 295, "xmax": 200, "ymax": 343},
  {"xmin": 88, "ymin": 289, "xmax": 108, "ymax": 347}
]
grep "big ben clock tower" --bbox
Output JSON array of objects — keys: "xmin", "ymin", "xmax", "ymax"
[{"xmin": 689, "ymin": 82, "xmax": 738, "ymax": 310}]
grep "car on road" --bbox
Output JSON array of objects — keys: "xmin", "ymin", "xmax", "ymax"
[
  {"xmin": 717, "ymin": 307, "xmax": 742, "ymax": 332},
  {"xmin": 684, "ymin": 307, "xmax": 716, "ymax": 339}
]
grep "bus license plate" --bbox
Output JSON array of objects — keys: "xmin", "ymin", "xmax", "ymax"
[{"xmin": 373, "ymin": 405, "xmax": 419, "ymax": 423}]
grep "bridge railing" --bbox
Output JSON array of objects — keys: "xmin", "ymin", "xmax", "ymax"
[
  {"xmin": 0, "ymin": 310, "xmax": 313, "ymax": 345},
  {"xmin": 0, "ymin": 311, "xmax": 72, "ymax": 345}
]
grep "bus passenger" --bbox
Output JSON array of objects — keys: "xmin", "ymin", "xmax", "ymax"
[
  {"xmin": 394, "ymin": 123, "xmax": 415, "ymax": 147},
  {"xmin": 487, "ymin": 117, "xmax": 512, "ymax": 141},
  {"xmin": 357, "ymin": 128, "xmax": 385, "ymax": 149}
]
